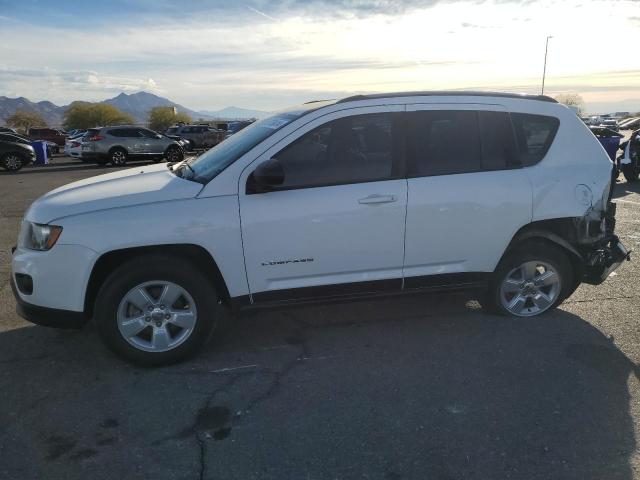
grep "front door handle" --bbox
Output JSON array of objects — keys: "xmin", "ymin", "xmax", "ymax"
[{"xmin": 358, "ymin": 194, "xmax": 397, "ymax": 205}]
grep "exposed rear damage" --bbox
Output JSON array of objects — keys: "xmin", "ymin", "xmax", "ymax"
[
  {"xmin": 581, "ymin": 202, "xmax": 630, "ymax": 284},
  {"xmin": 577, "ymin": 169, "xmax": 630, "ymax": 285}
]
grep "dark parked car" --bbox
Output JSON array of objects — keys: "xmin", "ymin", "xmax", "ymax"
[
  {"xmin": 165, "ymin": 124, "xmax": 224, "ymax": 150},
  {"xmin": 0, "ymin": 126, "xmax": 18, "ymax": 135},
  {"xmin": 27, "ymin": 128, "xmax": 66, "ymax": 150},
  {"xmin": 619, "ymin": 129, "xmax": 640, "ymax": 182},
  {"xmin": 0, "ymin": 133, "xmax": 36, "ymax": 171},
  {"xmin": 619, "ymin": 117, "xmax": 640, "ymax": 130}
]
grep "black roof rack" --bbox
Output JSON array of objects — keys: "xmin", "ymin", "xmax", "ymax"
[{"xmin": 337, "ymin": 91, "xmax": 558, "ymax": 104}]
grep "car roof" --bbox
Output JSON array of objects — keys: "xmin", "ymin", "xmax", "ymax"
[{"xmin": 334, "ymin": 90, "xmax": 558, "ymax": 104}]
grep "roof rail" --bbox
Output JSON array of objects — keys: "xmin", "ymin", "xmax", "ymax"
[{"xmin": 337, "ymin": 91, "xmax": 558, "ymax": 104}]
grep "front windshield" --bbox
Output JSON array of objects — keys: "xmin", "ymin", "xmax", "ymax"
[{"xmin": 185, "ymin": 102, "xmax": 334, "ymax": 183}]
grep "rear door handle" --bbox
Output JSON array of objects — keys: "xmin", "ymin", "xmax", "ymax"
[{"xmin": 358, "ymin": 194, "xmax": 397, "ymax": 205}]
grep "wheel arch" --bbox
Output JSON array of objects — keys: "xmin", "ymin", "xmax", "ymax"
[
  {"xmin": 108, "ymin": 145, "xmax": 128, "ymax": 155},
  {"xmin": 84, "ymin": 244, "xmax": 230, "ymax": 317},
  {"xmin": 500, "ymin": 218, "xmax": 585, "ymax": 284},
  {"xmin": 164, "ymin": 143, "xmax": 182, "ymax": 157}
]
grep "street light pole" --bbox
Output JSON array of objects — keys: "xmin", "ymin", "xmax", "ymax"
[{"xmin": 541, "ymin": 35, "xmax": 553, "ymax": 95}]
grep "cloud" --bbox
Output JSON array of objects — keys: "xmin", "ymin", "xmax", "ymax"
[
  {"xmin": 0, "ymin": 0, "xmax": 638, "ymax": 112},
  {"xmin": 0, "ymin": 66, "xmax": 160, "ymax": 104}
]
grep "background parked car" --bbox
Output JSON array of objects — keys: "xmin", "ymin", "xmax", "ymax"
[
  {"xmin": 619, "ymin": 117, "xmax": 640, "ymax": 131},
  {"xmin": 619, "ymin": 129, "xmax": 640, "ymax": 182},
  {"xmin": 63, "ymin": 130, "xmax": 86, "ymax": 160},
  {"xmin": 64, "ymin": 138, "xmax": 84, "ymax": 159},
  {"xmin": 162, "ymin": 132, "xmax": 191, "ymax": 151},
  {"xmin": 0, "ymin": 126, "xmax": 18, "ymax": 135},
  {"xmin": 0, "ymin": 133, "xmax": 36, "ymax": 171},
  {"xmin": 27, "ymin": 128, "xmax": 66, "ymax": 151},
  {"xmin": 81, "ymin": 126, "xmax": 184, "ymax": 166},
  {"xmin": 166, "ymin": 124, "xmax": 224, "ymax": 150},
  {"xmin": 598, "ymin": 118, "xmax": 619, "ymax": 132}
]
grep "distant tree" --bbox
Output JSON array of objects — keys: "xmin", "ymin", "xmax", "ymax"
[
  {"xmin": 148, "ymin": 106, "xmax": 192, "ymax": 132},
  {"xmin": 63, "ymin": 102, "xmax": 135, "ymax": 130},
  {"xmin": 554, "ymin": 93, "xmax": 585, "ymax": 115},
  {"xmin": 6, "ymin": 109, "xmax": 47, "ymax": 134}
]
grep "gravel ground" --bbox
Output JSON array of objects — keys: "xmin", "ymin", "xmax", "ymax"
[{"xmin": 0, "ymin": 155, "xmax": 639, "ymax": 480}]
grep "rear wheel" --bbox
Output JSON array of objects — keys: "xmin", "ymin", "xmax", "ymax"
[
  {"xmin": 165, "ymin": 146, "xmax": 183, "ymax": 163},
  {"xmin": 622, "ymin": 164, "xmax": 639, "ymax": 182},
  {"xmin": 487, "ymin": 243, "xmax": 573, "ymax": 317},
  {"xmin": 94, "ymin": 255, "xmax": 219, "ymax": 366},
  {"xmin": 1, "ymin": 152, "xmax": 24, "ymax": 171},
  {"xmin": 109, "ymin": 148, "xmax": 128, "ymax": 167}
]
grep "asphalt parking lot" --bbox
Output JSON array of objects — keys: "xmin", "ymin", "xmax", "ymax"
[{"xmin": 1, "ymin": 155, "xmax": 639, "ymax": 480}]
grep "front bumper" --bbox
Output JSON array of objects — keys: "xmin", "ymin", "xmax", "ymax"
[
  {"xmin": 10, "ymin": 275, "xmax": 87, "ymax": 329},
  {"xmin": 11, "ymin": 243, "xmax": 97, "ymax": 315}
]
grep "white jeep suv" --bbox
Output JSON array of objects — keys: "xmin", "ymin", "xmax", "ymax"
[{"xmin": 11, "ymin": 92, "xmax": 629, "ymax": 365}]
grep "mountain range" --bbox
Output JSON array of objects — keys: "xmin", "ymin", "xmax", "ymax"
[{"xmin": 0, "ymin": 91, "xmax": 268, "ymax": 126}]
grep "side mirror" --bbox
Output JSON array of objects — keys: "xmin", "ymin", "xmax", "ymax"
[
  {"xmin": 155, "ymin": 134, "xmax": 163, "ymax": 139},
  {"xmin": 247, "ymin": 158, "xmax": 285, "ymax": 193}
]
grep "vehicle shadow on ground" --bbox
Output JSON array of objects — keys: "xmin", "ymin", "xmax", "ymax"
[{"xmin": 0, "ymin": 293, "xmax": 637, "ymax": 479}]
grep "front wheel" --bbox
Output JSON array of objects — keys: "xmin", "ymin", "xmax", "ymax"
[
  {"xmin": 487, "ymin": 243, "xmax": 573, "ymax": 317},
  {"xmin": 1, "ymin": 152, "xmax": 25, "ymax": 171},
  {"xmin": 94, "ymin": 255, "xmax": 219, "ymax": 366},
  {"xmin": 165, "ymin": 146, "xmax": 183, "ymax": 163}
]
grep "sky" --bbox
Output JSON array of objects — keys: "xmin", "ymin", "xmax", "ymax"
[{"xmin": 0, "ymin": 0, "xmax": 639, "ymax": 114}]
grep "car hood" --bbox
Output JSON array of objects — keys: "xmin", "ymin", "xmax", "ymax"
[{"xmin": 26, "ymin": 163, "xmax": 203, "ymax": 224}]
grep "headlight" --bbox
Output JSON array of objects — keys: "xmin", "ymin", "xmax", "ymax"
[{"xmin": 22, "ymin": 222, "xmax": 63, "ymax": 251}]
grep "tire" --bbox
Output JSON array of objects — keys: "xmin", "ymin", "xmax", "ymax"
[
  {"xmin": 94, "ymin": 255, "xmax": 219, "ymax": 366},
  {"xmin": 622, "ymin": 164, "xmax": 639, "ymax": 182},
  {"xmin": 486, "ymin": 242, "xmax": 574, "ymax": 317},
  {"xmin": 165, "ymin": 146, "xmax": 183, "ymax": 163},
  {"xmin": 1, "ymin": 152, "xmax": 25, "ymax": 171},
  {"xmin": 109, "ymin": 148, "xmax": 128, "ymax": 167}
]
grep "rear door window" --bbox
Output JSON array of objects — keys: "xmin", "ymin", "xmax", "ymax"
[
  {"xmin": 108, "ymin": 128, "xmax": 125, "ymax": 137},
  {"xmin": 478, "ymin": 111, "xmax": 519, "ymax": 170},
  {"xmin": 406, "ymin": 110, "xmax": 481, "ymax": 176},
  {"xmin": 139, "ymin": 128, "xmax": 158, "ymax": 138},
  {"xmin": 510, "ymin": 113, "xmax": 560, "ymax": 166}
]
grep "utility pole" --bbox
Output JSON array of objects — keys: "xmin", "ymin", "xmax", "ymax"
[{"xmin": 541, "ymin": 35, "xmax": 553, "ymax": 95}]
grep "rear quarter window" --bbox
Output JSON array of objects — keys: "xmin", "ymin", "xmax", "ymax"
[{"xmin": 510, "ymin": 113, "xmax": 560, "ymax": 166}]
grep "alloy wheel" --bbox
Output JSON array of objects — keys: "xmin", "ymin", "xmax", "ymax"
[
  {"xmin": 4, "ymin": 154, "xmax": 22, "ymax": 171},
  {"xmin": 166, "ymin": 148, "xmax": 181, "ymax": 162},
  {"xmin": 499, "ymin": 260, "xmax": 561, "ymax": 316},
  {"xmin": 117, "ymin": 280, "xmax": 198, "ymax": 352},
  {"xmin": 111, "ymin": 150, "xmax": 126, "ymax": 165}
]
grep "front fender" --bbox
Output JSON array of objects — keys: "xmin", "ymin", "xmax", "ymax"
[{"xmin": 55, "ymin": 195, "xmax": 249, "ymax": 298}]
